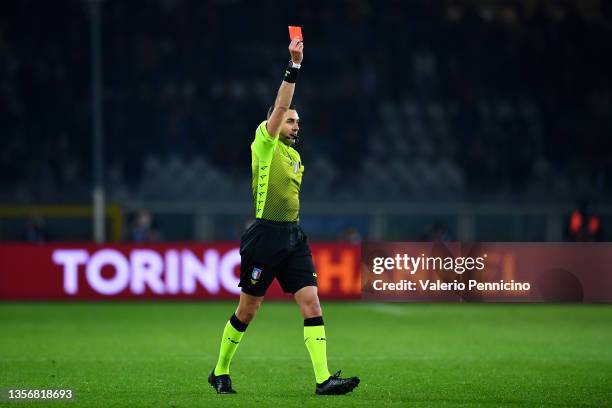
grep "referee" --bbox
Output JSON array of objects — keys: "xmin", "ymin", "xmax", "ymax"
[{"xmin": 208, "ymin": 38, "xmax": 360, "ymax": 395}]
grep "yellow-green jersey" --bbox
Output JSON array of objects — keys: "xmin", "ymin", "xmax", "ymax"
[{"xmin": 251, "ymin": 120, "xmax": 304, "ymax": 222}]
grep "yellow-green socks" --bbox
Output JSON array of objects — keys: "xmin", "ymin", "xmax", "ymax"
[
  {"xmin": 214, "ymin": 314, "xmax": 248, "ymax": 376},
  {"xmin": 304, "ymin": 316, "xmax": 331, "ymax": 384}
]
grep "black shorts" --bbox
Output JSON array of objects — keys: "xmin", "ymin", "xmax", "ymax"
[{"xmin": 239, "ymin": 219, "xmax": 317, "ymax": 297}]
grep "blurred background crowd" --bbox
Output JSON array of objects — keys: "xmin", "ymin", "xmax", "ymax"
[{"xmin": 0, "ymin": 0, "xmax": 611, "ymax": 241}]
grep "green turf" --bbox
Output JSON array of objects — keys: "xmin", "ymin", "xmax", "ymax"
[{"xmin": 1, "ymin": 302, "xmax": 611, "ymax": 407}]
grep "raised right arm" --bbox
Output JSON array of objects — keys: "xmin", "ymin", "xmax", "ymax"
[{"xmin": 266, "ymin": 39, "xmax": 304, "ymax": 138}]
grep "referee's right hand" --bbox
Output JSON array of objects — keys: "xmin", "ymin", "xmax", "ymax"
[{"xmin": 289, "ymin": 39, "xmax": 304, "ymax": 65}]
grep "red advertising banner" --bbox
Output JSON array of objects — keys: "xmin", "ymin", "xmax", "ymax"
[
  {"xmin": 0, "ymin": 243, "xmax": 361, "ymax": 300},
  {"xmin": 4, "ymin": 242, "xmax": 610, "ymax": 302},
  {"xmin": 362, "ymin": 242, "xmax": 612, "ymax": 302}
]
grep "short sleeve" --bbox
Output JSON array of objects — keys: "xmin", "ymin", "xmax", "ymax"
[{"xmin": 252, "ymin": 121, "xmax": 277, "ymax": 162}]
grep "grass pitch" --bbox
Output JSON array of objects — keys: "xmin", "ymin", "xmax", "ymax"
[{"xmin": 1, "ymin": 302, "xmax": 611, "ymax": 407}]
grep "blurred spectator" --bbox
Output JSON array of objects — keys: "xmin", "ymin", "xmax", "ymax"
[
  {"xmin": 128, "ymin": 209, "xmax": 160, "ymax": 242},
  {"xmin": 420, "ymin": 221, "xmax": 452, "ymax": 241},
  {"xmin": 23, "ymin": 216, "xmax": 50, "ymax": 243},
  {"xmin": 338, "ymin": 227, "xmax": 362, "ymax": 244}
]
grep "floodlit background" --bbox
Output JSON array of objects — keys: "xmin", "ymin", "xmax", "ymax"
[{"xmin": 0, "ymin": 0, "xmax": 611, "ymax": 242}]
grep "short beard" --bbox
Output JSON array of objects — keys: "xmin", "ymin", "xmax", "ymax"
[{"xmin": 281, "ymin": 134, "xmax": 296, "ymax": 146}]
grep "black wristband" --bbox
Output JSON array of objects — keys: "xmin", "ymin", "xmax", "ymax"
[{"xmin": 284, "ymin": 62, "xmax": 299, "ymax": 83}]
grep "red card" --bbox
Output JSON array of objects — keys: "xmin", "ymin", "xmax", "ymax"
[{"xmin": 288, "ymin": 26, "xmax": 303, "ymax": 41}]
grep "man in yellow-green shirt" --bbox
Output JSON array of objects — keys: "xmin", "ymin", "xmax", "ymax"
[
  {"xmin": 209, "ymin": 37, "xmax": 360, "ymax": 396},
  {"xmin": 251, "ymin": 113, "xmax": 303, "ymax": 222}
]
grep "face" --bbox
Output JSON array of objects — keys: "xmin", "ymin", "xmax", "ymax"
[
  {"xmin": 137, "ymin": 211, "xmax": 151, "ymax": 228},
  {"xmin": 279, "ymin": 109, "xmax": 300, "ymax": 146}
]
